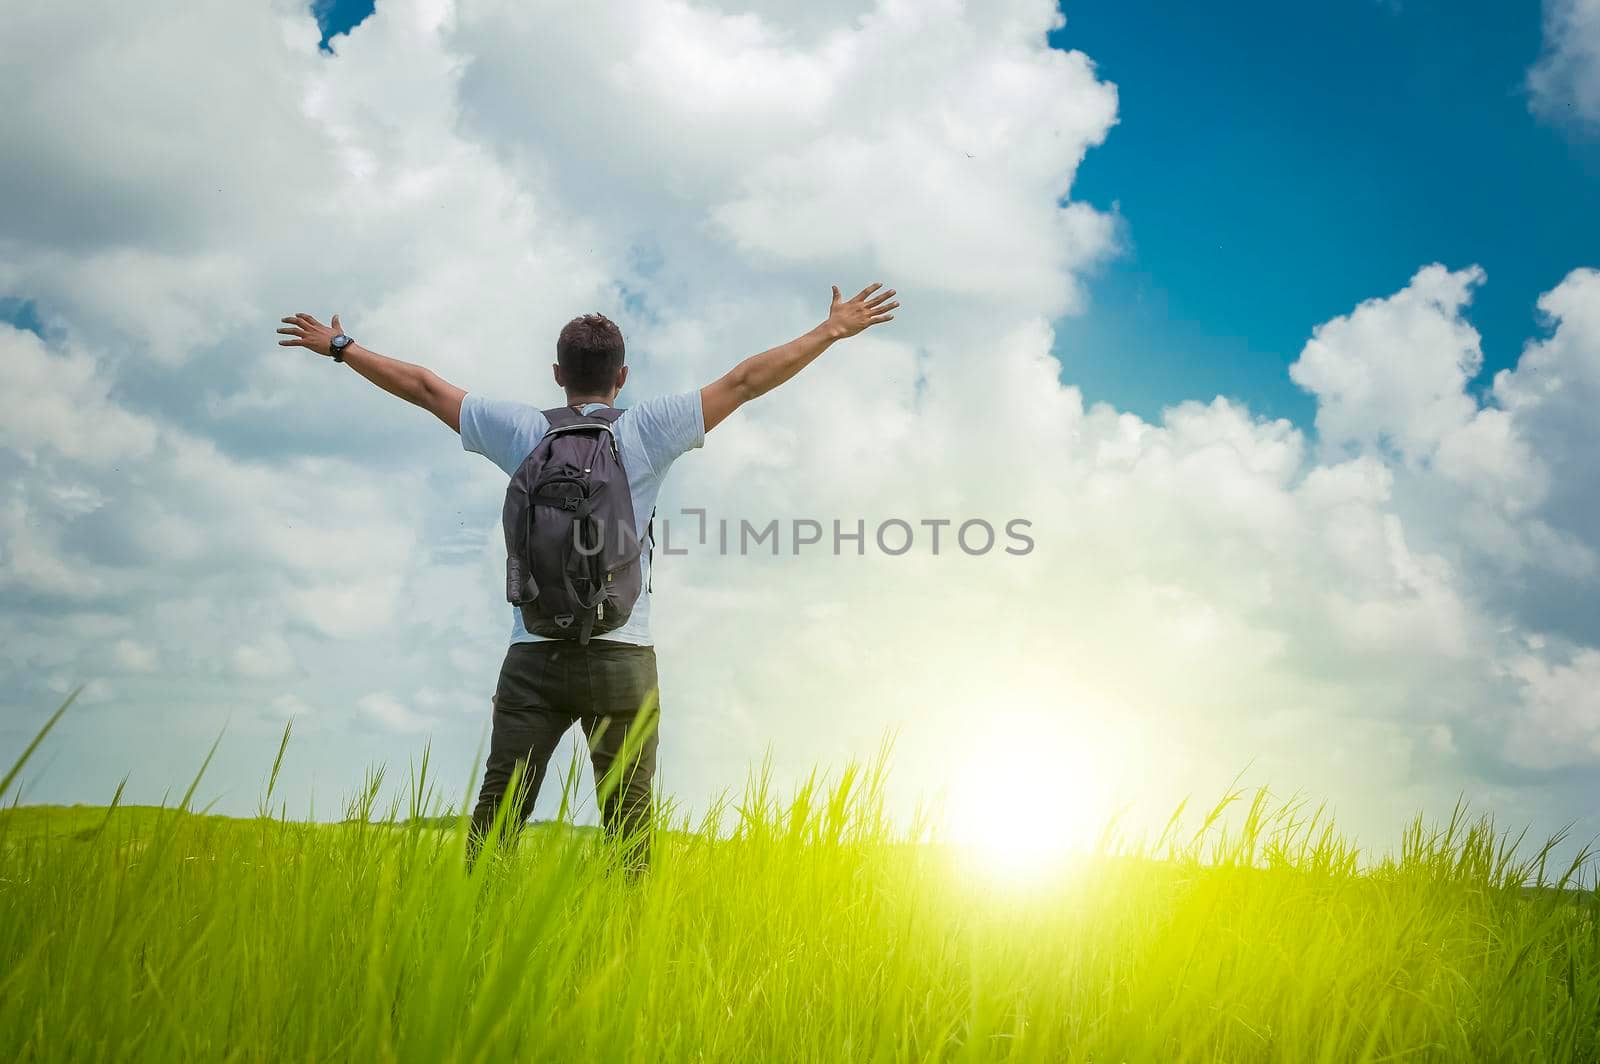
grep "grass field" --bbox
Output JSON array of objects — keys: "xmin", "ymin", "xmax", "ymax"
[{"xmin": 4, "ymin": 703, "xmax": 1600, "ymax": 1062}]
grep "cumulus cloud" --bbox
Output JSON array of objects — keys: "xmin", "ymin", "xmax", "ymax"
[
  {"xmin": 1529, "ymin": 0, "xmax": 1600, "ymax": 130},
  {"xmin": 0, "ymin": 0, "xmax": 1596, "ymax": 850},
  {"xmin": 357, "ymin": 693, "xmax": 438, "ymax": 735},
  {"xmin": 265, "ymin": 693, "xmax": 314, "ymax": 721},
  {"xmin": 111, "ymin": 639, "xmax": 159, "ymax": 674},
  {"xmin": 1491, "ymin": 269, "xmax": 1600, "ymax": 539},
  {"xmin": 0, "ymin": 326, "xmax": 160, "ymax": 465},
  {"xmin": 232, "ymin": 635, "xmax": 297, "ymax": 680},
  {"xmin": 1290, "ymin": 265, "xmax": 1487, "ymax": 464}
]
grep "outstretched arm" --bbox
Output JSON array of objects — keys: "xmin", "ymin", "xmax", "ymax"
[
  {"xmin": 276, "ymin": 312, "xmax": 466, "ymax": 433},
  {"xmin": 700, "ymin": 282, "xmax": 899, "ymax": 433}
]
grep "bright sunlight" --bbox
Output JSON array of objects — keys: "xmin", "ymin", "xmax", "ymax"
[{"xmin": 941, "ymin": 709, "xmax": 1115, "ymax": 877}]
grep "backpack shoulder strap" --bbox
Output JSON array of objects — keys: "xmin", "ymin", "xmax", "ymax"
[
  {"xmin": 542, "ymin": 405, "xmax": 625, "ymax": 426},
  {"xmin": 542, "ymin": 406, "xmax": 584, "ymax": 428}
]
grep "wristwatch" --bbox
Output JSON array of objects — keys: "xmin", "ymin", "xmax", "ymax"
[{"xmin": 329, "ymin": 333, "xmax": 354, "ymax": 363}]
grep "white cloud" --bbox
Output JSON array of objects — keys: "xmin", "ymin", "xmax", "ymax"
[
  {"xmin": 1529, "ymin": 0, "xmax": 1600, "ymax": 130},
  {"xmin": 1490, "ymin": 268, "xmax": 1600, "ymax": 536},
  {"xmin": 232, "ymin": 635, "xmax": 297, "ymax": 680},
  {"xmin": 1501, "ymin": 647, "xmax": 1600, "ymax": 769},
  {"xmin": 1289, "ymin": 264, "xmax": 1486, "ymax": 464},
  {"xmin": 357, "ymin": 693, "xmax": 437, "ymax": 735},
  {"xmin": 0, "ymin": 325, "xmax": 160, "ymax": 465},
  {"xmin": 110, "ymin": 639, "xmax": 159, "ymax": 674},
  {"xmin": 450, "ymin": 0, "xmax": 1117, "ymax": 317},
  {"xmin": 265, "ymin": 693, "xmax": 313, "ymax": 721}
]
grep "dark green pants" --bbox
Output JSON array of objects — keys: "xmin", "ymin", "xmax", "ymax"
[{"xmin": 468, "ymin": 640, "xmax": 660, "ymax": 869}]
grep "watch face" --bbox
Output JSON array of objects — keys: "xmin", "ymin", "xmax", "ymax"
[{"xmin": 332, "ymin": 334, "xmax": 349, "ymax": 348}]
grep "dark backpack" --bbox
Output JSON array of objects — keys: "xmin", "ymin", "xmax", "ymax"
[{"xmin": 502, "ymin": 406, "xmax": 642, "ymax": 644}]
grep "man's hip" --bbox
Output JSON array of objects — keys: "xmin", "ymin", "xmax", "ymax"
[{"xmin": 494, "ymin": 639, "xmax": 659, "ymax": 721}]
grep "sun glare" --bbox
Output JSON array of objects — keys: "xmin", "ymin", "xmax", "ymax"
[{"xmin": 942, "ymin": 714, "xmax": 1115, "ymax": 877}]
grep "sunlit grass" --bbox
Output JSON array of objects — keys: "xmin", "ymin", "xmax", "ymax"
[{"xmin": 3, "ymin": 695, "xmax": 1600, "ymax": 1061}]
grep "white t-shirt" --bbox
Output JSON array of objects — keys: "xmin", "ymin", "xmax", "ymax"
[{"xmin": 460, "ymin": 391, "xmax": 705, "ymax": 646}]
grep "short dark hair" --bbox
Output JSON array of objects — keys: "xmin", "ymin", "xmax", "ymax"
[{"xmin": 556, "ymin": 313, "xmax": 625, "ymax": 395}]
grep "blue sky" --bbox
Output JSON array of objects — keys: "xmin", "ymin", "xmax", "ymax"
[
  {"xmin": 307, "ymin": 0, "xmax": 1596, "ymax": 428},
  {"xmin": 1054, "ymin": 0, "xmax": 1599, "ymax": 425},
  {"xmin": 312, "ymin": 0, "xmax": 375, "ymax": 51}
]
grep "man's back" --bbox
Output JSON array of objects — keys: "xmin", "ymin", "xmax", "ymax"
[
  {"xmin": 275, "ymin": 283, "xmax": 897, "ymax": 870},
  {"xmin": 459, "ymin": 390, "xmax": 705, "ymax": 646}
]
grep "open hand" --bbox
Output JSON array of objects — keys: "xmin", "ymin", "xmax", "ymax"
[
  {"xmin": 825, "ymin": 283, "xmax": 898, "ymax": 340},
  {"xmin": 277, "ymin": 312, "xmax": 343, "ymax": 358}
]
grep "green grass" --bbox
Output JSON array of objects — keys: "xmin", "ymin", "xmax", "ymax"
[{"xmin": 3, "ymin": 700, "xmax": 1600, "ymax": 1062}]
